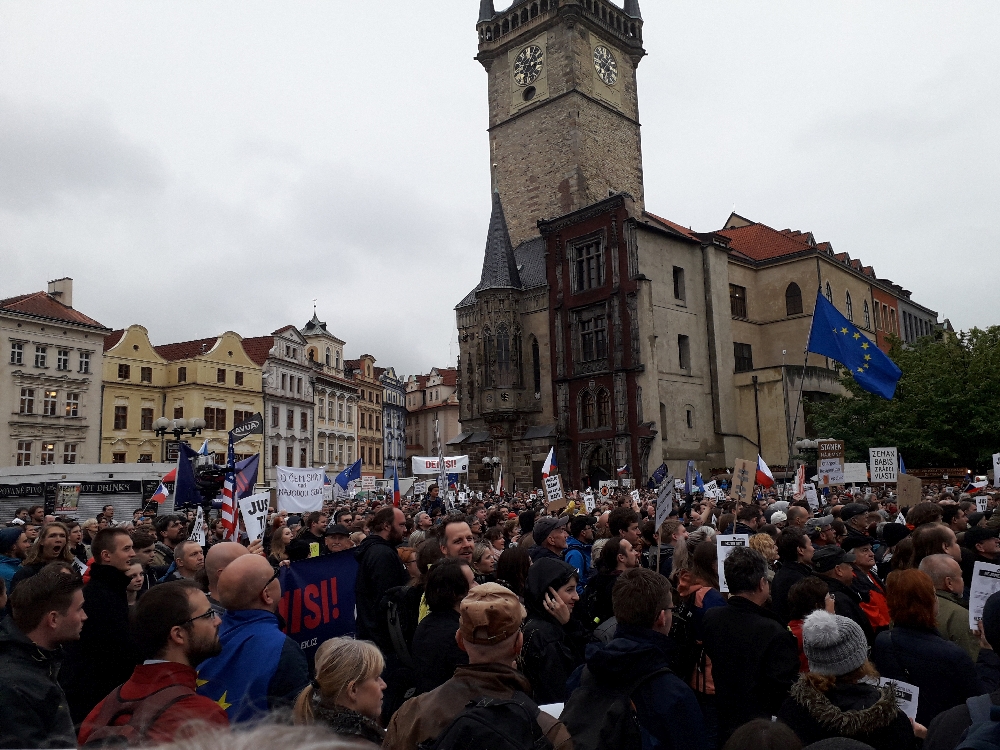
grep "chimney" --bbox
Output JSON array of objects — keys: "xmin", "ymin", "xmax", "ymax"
[{"xmin": 47, "ymin": 277, "xmax": 73, "ymax": 308}]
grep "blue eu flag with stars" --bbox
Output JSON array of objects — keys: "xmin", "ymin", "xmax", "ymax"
[{"xmin": 807, "ymin": 289, "xmax": 902, "ymax": 399}]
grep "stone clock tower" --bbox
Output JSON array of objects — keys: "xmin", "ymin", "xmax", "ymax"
[{"xmin": 476, "ymin": 0, "xmax": 645, "ymax": 246}]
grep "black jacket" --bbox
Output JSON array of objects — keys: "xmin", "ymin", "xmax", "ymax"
[
  {"xmin": 59, "ymin": 564, "xmax": 139, "ymax": 724},
  {"xmin": 583, "ymin": 570, "xmax": 621, "ymax": 627},
  {"xmin": 353, "ymin": 534, "xmax": 408, "ymax": 651},
  {"xmin": 412, "ymin": 609, "xmax": 468, "ymax": 694},
  {"xmin": 0, "ymin": 616, "xmax": 76, "ymax": 749},
  {"xmin": 872, "ymin": 625, "xmax": 983, "ymax": 727},
  {"xmin": 771, "ymin": 561, "xmax": 811, "ymax": 624},
  {"xmin": 777, "ymin": 676, "xmax": 916, "ymax": 750},
  {"xmin": 701, "ymin": 596, "xmax": 800, "ymax": 743},
  {"xmin": 520, "ymin": 558, "xmax": 590, "ymax": 704},
  {"xmin": 816, "ymin": 574, "xmax": 876, "ymax": 645},
  {"xmin": 9, "ymin": 561, "xmax": 46, "ymax": 592},
  {"xmin": 925, "ymin": 687, "xmax": 1000, "ymax": 750}
]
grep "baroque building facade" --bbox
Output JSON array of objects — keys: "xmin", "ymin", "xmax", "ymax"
[
  {"xmin": 344, "ymin": 355, "xmax": 383, "ymax": 477},
  {"xmin": 378, "ymin": 366, "xmax": 407, "ymax": 478},
  {"xmin": 1, "ymin": 279, "xmax": 109, "ymax": 468},
  {"xmin": 406, "ymin": 369, "xmax": 461, "ymax": 469}
]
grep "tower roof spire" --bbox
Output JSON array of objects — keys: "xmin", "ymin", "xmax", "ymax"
[
  {"xmin": 479, "ymin": 0, "xmax": 495, "ymax": 22},
  {"xmin": 624, "ymin": 0, "xmax": 641, "ymax": 19},
  {"xmin": 477, "ymin": 192, "xmax": 522, "ymax": 292}
]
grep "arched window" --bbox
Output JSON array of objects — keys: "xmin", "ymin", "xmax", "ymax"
[
  {"xmin": 824, "ymin": 282, "xmax": 833, "ymax": 303},
  {"xmin": 513, "ymin": 328, "xmax": 523, "ymax": 387},
  {"xmin": 496, "ymin": 325, "xmax": 511, "ymax": 386},
  {"xmin": 845, "ymin": 291, "xmax": 854, "ymax": 322},
  {"xmin": 325, "ymin": 347, "xmax": 331, "ymax": 366},
  {"xmin": 483, "ymin": 328, "xmax": 494, "ymax": 388},
  {"xmin": 785, "ymin": 283, "xmax": 803, "ymax": 316},
  {"xmin": 581, "ymin": 391, "xmax": 596, "ymax": 429},
  {"xmin": 597, "ymin": 389, "xmax": 611, "ymax": 428},
  {"xmin": 531, "ymin": 337, "xmax": 541, "ymax": 395},
  {"xmin": 863, "ymin": 300, "xmax": 871, "ymax": 329}
]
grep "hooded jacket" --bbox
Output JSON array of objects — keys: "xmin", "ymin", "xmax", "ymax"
[
  {"xmin": 0, "ymin": 616, "xmax": 76, "ymax": 749},
  {"xmin": 520, "ymin": 558, "xmax": 590, "ymax": 703},
  {"xmin": 564, "ymin": 537, "xmax": 592, "ymax": 594},
  {"xmin": 59, "ymin": 563, "xmax": 140, "ymax": 724},
  {"xmin": 777, "ymin": 677, "xmax": 916, "ymax": 750},
  {"xmin": 0, "ymin": 553, "xmax": 20, "ymax": 589},
  {"xmin": 353, "ymin": 533, "xmax": 408, "ymax": 651},
  {"xmin": 568, "ymin": 624, "xmax": 708, "ymax": 750}
]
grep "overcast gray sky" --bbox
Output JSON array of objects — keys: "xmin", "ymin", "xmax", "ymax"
[{"xmin": 2, "ymin": 1, "xmax": 997, "ymax": 376}]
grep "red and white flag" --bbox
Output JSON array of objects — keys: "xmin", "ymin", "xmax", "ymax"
[
  {"xmin": 756, "ymin": 455, "xmax": 775, "ymax": 488},
  {"xmin": 793, "ymin": 465, "xmax": 806, "ymax": 500}
]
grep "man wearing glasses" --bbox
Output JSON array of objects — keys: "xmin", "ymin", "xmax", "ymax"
[{"xmin": 78, "ymin": 580, "xmax": 229, "ymax": 745}]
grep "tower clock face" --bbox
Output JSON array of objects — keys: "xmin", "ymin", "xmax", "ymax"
[
  {"xmin": 593, "ymin": 45, "xmax": 619, "ymax": 86},
  {"xmin": 513, "ymin": 45, "xmax": 544, "ymax": 86}
]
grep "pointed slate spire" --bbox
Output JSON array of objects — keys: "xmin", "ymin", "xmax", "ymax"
[
  {"xmin": 478, "ymin": 192, "xmax": 522, "ymax": 291},
  {"xmin": 479, "ymin": 0, "xmax": 495, "ymax": 22},
  {"xmin": 624, "ymin": 0, "xmax": 641, "ymax": 19}
]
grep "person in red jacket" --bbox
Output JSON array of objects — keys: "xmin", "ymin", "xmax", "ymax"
[{"xmin": 78, "ymin": 580, "xmax": 229, "ymax": 745}]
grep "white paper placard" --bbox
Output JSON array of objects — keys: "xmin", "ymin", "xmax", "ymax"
[
  {"xmin": 879, "ymin": 678, "xmax": 919, "ymax": 721},
  {"xmin": 970, "ymin": 561, "xmax": 1000, "ymax": 630},
  {"xmin": 583, "ymin": 492, "xmax": 596, "ymax": 513},
  {"xmin": 655, "ymin": 476, "xmax": 674, "ymax": 531},
  {"xmin": 238, "ymin": 492, "xmax": 270, "ymax": 542},
  {"xmin": 189, "ymin": 506, "xmax": 206, "ymax": 546},
  {"xmin": 620, "ymin": 479, "xmax": 634, "ymax": 488},
  {"xmin": 843, "ymin": 463, "xmax": 870, "ymax": 484},
  {"xmin": 978, "ymin": 497, "xmax": 989, "ymax": 514},
  {"xmin": 804, "ymin": 483, "xmax": 819, "ymax": 510},
  {"xmin": 276, "ymin": 466, "xmax": 325, "ymax": 513},
  {"xmin": 631, "ymin": 489, "xmax": 641, "ymax": 504},
  {"xmin": 994, "ymin": 453, "xmax": 1000, "ymax": 488},
  {"xmin": 716, "ymin": 534, "xmax": 749, "ymax": 593},
  {"xmin": 869, "ymin": 448, "xmax": 898, "ymax": 483}
]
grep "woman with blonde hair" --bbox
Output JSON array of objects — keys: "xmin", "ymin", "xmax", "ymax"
[
  {"xmin": 10, "ymin": 521, "xmax": 75, "ymax": 590},
  {"xmin": 748, "ymin": 533, "xmax": 779, "ymax": 580},
  {"xmin": 267, "ymin": 526, "xmax": 292, "ymax": 569},
  {"xmin": 293, "ymin": 637, "xmax": 386, "ymax": 747}
]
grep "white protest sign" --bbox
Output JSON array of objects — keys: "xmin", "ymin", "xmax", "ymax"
[
  {"xmin": 703, "ymin": 480, "xmax": 719, "ymax": 493},
  {"xmin": 995, "ymin": 453, "xmax": 1000, "ymax": 488},
  {"xmin": 361, "ymin": 475, "xmax": 376, "ymax": 491},
  {"xmin": 631, "ymin": 489, "xmax": 641, "ymax": 504},
  {"xmin": 655, "ymin": 475, "xmax": 675, "ymax": 531},
  {"xmin": 843, "ymin": 463, "xmax": 870, "ymax": 484},
  {"xmin": 599, "ymin": 485, "xmax": 612, "ymax": 498},
  {"xmin": 804, "ymin": 483, "xmax": 819, "ymax": 510},
  {"xmin": 879, "ymin": 679, "xmax": 919, "ymax": 721},
  {"xmin": 620, "ymin": 479, "xmax": 634, "ymax": 488},
  {"xmin": 600, "ymin": 480, "xmax": 619, "ymax": 490},
  {"xmin": 276, "ymin": 466, "xmax": 325, "ymax": 513},
  {"xmin": 717, "ymin": 534, "xmax": 749, "ymax": 593},
  {"xmin": 189, "ymin": 506, "xmax": 206, "ymax": 546},
  {"xmin": 979, "ymin": 497, "xmax": 989, "ymax": 514},
  {"xmin": 869, "ymin": 448, "xmax": 898, "ymax": 483},
  {"xmin": 544, "ymin": 475, "xmax": 564, "ymax": 502},
  {"xmin": 818, "ymin": 459, "xmax": 845, "ymax": 487},
  {"xmin": 238, "ymin": 492, "xmax": 271, "ymax": 541},
  {"xmin": 583, "ymin": 492, "xmax": 596, "ymax": 514},
  {"xmin": 71, "ymin": 556, "xmax": 88, "ymax": 576},
  {"xmin": 458, "ymin": 491, "xmax": 467, "ymax": 504},
  {"xmin": 970, "ymin": 561, "xmax": 1000, "ymax": 630},
  {"xmin": 414, "ymin": 481, "xmax": 427, "ymax": 496}
]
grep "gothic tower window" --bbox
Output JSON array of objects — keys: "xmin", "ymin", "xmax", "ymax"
[
  {"xmin": 597, "ymin": 389, "xmax": 611, "ymax": 428},
  {"xmin": 845, "ymin": 291, "xmax": 854, "ymax": 322},
  {"xmin": 496, "ymin": 324, "xmax": 511, "ymax": 387},
  {"xmin": 531, "ymin": 337, "xmax": 541, "ymax": 395},
  {"xmin": 581, "ymin": 391, "xmax": 596, "ymax": 429},
  {"xmin": 785, "ymin": 283, "xmax": 803, "ymax": 316},
  {"xmin": 825, "ymin": 282, "xmax": 833, "ymax": 303},
  {"xmin": 513, "ymin": 329, "xmax": 523, "ymax": 387},
  {"xmin": 483, "ymin": 329, "xmax": 495, "ymax": 388},
  {"xmin": 580, "ymin": 313, "xmax": 607, "ymax": 362}
]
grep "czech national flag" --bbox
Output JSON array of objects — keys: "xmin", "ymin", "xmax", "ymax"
[
  {"xmin": 393, "ymin": 464, "xmax": 401, "ymax": 508},
  {"xmin": 756, "ymin": 456, "xmax": 775, "ymax": 488},
  {"xmin": 542, "ymin": 447, "xmax": 557, "ymax": 479},
  {"xmin": 150, "ymin": 482, "xmax": 170, "ymax": 504},
  {"xmin": 617, "ymin": 464, "xmax": 630, "ymax": 477},
  {"xmin": 966, "ymin": 479, "xmax": 989, "ymax": 495}
]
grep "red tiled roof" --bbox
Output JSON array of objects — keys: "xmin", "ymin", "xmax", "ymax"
[
  {"xmin": 103, "ymin": 329, "xmax": 125, "ymax": 352},
  {"xmin": 240, "ymin": 336, "xmax": 274, "ymax": 366},
  {"xmin": 271, "ymin": 325, "xmax": 297, "ymax": 336},
  {"xmin": 153, "ymin": 337, "xmax": 221, "ymax": 362},
  {"xmin": 643, "ymin": 212, "xmax": 701, "ymax": 241},
  {"xmin": 716, "ymin": 223, "xmax": 815, "ymax": 262},
  {"xmin": 0, "ymin": 291, "xmax": 107, "ymax": 329}
]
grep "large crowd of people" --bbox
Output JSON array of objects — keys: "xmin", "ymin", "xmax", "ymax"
[{"xmin": 1, "ymin": 482, "xmax": 999, "ymax": 750}]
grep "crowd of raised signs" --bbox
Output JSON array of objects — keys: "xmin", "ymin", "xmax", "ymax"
[{"xmin": 1, "ymin": 479, "xmax": 1000, "ymax": 750}]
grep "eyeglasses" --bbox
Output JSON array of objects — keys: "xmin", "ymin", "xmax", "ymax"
[
  {"xmin": 261, "ymin": 572, "xmax": 279, "ymax": 595},
  {"xmin": 182, "ymin": 608, "xmax": 219, "ymax": 626}
]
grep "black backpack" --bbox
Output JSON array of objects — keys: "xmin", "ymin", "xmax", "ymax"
[
  {"xmin": 666, "ymin": 593, "xmax": 702, "ymax": 681},
  {"xmin": 560, "ymin": 665, "xmax": 671, "ymax": 750},
  {"xmin": 417, "ymin": 692, "xmax": 553, "ymax": 750}
]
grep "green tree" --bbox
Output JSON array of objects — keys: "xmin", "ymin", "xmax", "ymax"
[{"xmin": 806, "ymin": 327, "xmax": 1000, "ymax": 472}]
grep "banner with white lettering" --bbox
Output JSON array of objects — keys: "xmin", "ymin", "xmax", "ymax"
[
  {"xmin": 278, "ymin": 551, "xmax": 358, "ymax": 667},
  {"xmin": 411, "ymin": 456, "xmax": 470, "ymax": 475},
  {"xmin": 238, "ymin": 492, "xmax": 270, "ymax": 541},
  {"xmin": 276, "ymin": 467, "xmax": 325, "ymax": 513}
]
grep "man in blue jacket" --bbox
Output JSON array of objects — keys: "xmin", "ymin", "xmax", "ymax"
[
  {"xmin": 564, "ymin": 515, "xmax": 596, "ymax": 595},
  {"xmin": 565, "ymin": 567, "xmax": 707, "ymax": 749}
]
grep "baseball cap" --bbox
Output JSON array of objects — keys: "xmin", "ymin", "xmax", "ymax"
[
  {"xmin": 805, "ymin": 515, "xmax": 834, "ymax": 535},
  {"xmin": 812, "ymin": 545, "xmax": 856, "ymax": 573},
  {"xmin": 532, "ymin": 515, "xmax": 569, "ymax": 542},
  {"xmin": 0, "ymin": 526, "xmax": 24, "ymax": 554},
  {"xmin": 965, "ymin": 526, "xmax": 1000, "ymax": 548},
  {"xmin": 570, "ymin": 515, "xmax": 598, "ymax": 537},
  {"xmin": 324, "ymin": 523, "xmax": 352, "ymax": 537},
  {"xmin": 840, "ymin": 503, "xmax": 870, "ymax": 524},
  {"xmin": 459, "ymin": 582, "xmax": 526, "ymax": 645},
  {"xmin": 770, "ymin": 511, "xmax": 788, "ymax": 525}
]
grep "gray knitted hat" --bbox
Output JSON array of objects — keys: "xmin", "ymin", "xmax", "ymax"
[{"xmin": 801, "ymin": 609, "xmax": 868, "ymax": 676}]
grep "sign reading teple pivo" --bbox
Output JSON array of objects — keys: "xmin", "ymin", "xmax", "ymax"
[
  {"xmin": 869, "ymin": 447, "xmax": 898, "ymax": 483},
  {"xmin": 729, "ymin": 459, "xmax": 755, "ymax": 504},
  {"xmin": 817, "ymin": 440, "xmax": 845, "ymax": 487}
]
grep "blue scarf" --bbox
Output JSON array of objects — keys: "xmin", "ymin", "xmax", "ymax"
[{"xmin": 196, "ymin": 609, "xmax": 288, "ymax": 722}]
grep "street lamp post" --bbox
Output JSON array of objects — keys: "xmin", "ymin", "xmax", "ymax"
[
  {"xmin": 153, "ymin": 417, "xmax": 207, "ymax": 463},
  {"xmin": 483, "ymin": 456, "xmax": 501, "ymax": 492}
]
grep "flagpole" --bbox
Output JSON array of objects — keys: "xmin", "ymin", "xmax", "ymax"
[{"xmin": 784, "ymin": 348, "xmax": 811, "ymax": 502}]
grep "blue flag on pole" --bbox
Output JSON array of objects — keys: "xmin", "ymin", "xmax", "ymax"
[
  {"xmin": 173, "ymin": 442, "xmax": 202, "ymax": 508},
  {"xmin": 899, "ymin": 455, "xmax": 907, "ymax": 475},
  {"xmin": 335, "ymin": 459, "xmax": 362, "ymax": 489},
  {"xmin": 807, "ymin": 290, "xmax": 902, "ymax": 399},
  {"xmin": 648, "ymin": 462, "xmax": 668, "ymax": 489}
]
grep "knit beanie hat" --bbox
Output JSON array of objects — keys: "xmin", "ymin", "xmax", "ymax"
[
  {"xmin": 801, "ymin": 609, "xmax": 868, "ymax": 676},
  {"xmin": 0, "ymin": 526, "xmax": 24, "ymax": 555}
]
